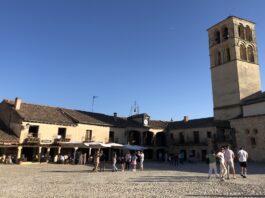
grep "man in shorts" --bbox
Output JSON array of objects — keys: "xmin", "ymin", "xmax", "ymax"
[
  {"xmin": 216, "ymin": 147, "xmax": 227, "ymax": 181},
  {"xmin": 238, "ymin": 147, "xmax": 248, "ymax": 178},
  {"xmin": 224, "ymin": 145, "xmax": 236, "ymax": 179}
]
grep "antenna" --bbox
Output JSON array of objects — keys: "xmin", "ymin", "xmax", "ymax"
[{"xmin": 91, "ymin": 96, "xmax": 98, "ymax": 112}]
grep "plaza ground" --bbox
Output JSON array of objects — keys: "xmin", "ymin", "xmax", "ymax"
[{"xmin": 0, "ymin": 162, "xmax": 265, "ymax": 198}]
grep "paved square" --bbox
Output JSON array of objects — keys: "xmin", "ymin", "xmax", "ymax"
[{"xmin": 1, "ymin": 162, "xmax": 265, "ymax": 197}]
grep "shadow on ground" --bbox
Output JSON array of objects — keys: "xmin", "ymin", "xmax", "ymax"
[
  {"xmin": 128, "ymin": 175, "xmax": 214, "ymax": 183},
  {"xmin": 186, "ymin": 195, "xmax": 265, "ymax": 197},
  {"xmin": 143, "ymin": 162, "xmax": 265, "ymax": 175}
]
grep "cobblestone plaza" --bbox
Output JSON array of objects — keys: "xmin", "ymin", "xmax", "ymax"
[{"xmin": 1, "ymin": 162, "xmax": 265, "ymax": 197}]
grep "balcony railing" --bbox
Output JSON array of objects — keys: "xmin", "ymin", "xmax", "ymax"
[
  {"xmin": 172, "ymin": 140, "xmax": 207, "ymax": 146},
  {"xmin": 24, "ymin": 137, "xmax": 40, "ymax": 144},
  {"xmin": 54, "ymin": 138, "xmax": 71, "ymax": 144}
]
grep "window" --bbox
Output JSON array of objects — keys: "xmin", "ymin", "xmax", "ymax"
[
  {"xmin": 109, "ymin": 131, "xmax": 114, "ymax": 142},
  {"xmin": 207, "ymin": 131, "xmax": 212, "ymax": 138},
  {"xmin": 193, "ymin": 131, "xmax": 200, "ymax": 144},
  {"xmin": 222, "ymin": 27, "xmax": 229, "ymax": 40},
  {"xmin": 215, "ymin": 31, "xmax": 221, "ymax": 44},
  {"xmin": 238, "ymin": 24, "xmax": 245, "ymax": 39},
  {"xmin": 179, "ymin": 132, "xmax": 185, "ymax": 144},
  {"xmin": 250, "ymin": 137, "xmax": 256, "ymax": 146},
  {"xmin": 245, "ymin": 25, "xmax": 252, "ymax": 41},
  {"xmin": 247, "ymin": 46, "xmax": 254, "ymax": 63},
  {"xmin": 28, "ymin": 125, "xmax": 39, "ymax": 138},
  {"xmin": 215, "ymin": 51, "xmax": 222, "ymax": 66},
  {"xmin": 245, "ymin": 129, "xmax": 250, "ymax": 135},
  {"xmin": 170, "ymin": 133, "xmax": 174, "ymax": 140},
  {"xmin": 85, "ymin": 130, "xmax": 92, "ymax": 141},
  {"xmin": 58, "ymin": 128, "xmax": 66, "ymax": 139},
  {"xmin": 226, "ymin": 48, "xmax": 231, "ymax": 62},
  {"xmin": 240, "ymin": 44, "xmax": 247, "ymax": 61}
]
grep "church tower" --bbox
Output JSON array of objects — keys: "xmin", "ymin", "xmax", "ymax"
[{"xmin": 208, "ymin": 16, "xmax": 261, "ymax": 120}]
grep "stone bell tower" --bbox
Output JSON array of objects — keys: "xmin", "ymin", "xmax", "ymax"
[{"xmin": 208, "ymin": 16, "xmax": 261, "ymax": 120}]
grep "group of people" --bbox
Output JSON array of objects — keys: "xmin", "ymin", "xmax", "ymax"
[
  {"xmin": 207, "ymin": 146, "xmax": 248, "ymax": 181},
  {"xmin": 0, "ymin": 154, "xmax": 15, "ymax": 164},
  {"xmin": 92, "ymin": 150, "xmax": 145, "ymax": 172}
]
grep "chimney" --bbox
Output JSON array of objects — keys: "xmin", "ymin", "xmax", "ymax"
[
  {"xmin": 183, "ymin": 116, "xmax": 189, "ymax": 123},
  {"xmin": 113, "ymin": 112, "xmax": 117, "ymax": 121},
  {"xmin": 15, "ymin": 97, "xmax": 22, "ymax": 110}
]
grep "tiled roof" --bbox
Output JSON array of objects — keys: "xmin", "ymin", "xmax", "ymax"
[
  {"xmin": 149, "ymin": 120, "xmax": 168, "ymax": 129},
  {"xmin": 0, "ymin": 121, "xmax": 18, "ymax": 145},
  {"xmin": 169, "ymin": 117, "xmax": 215, "ymax": 129},
  {"xmin": 5, "ymin": 101, "xmax": 76, "ymax": 125},
  {"xmin": 242, "ymin": 91, "xmax": 265, "ymax": 106},
  {"xmin": 3, "ymin": 99, "xmax": 168, "ymax": 129}
]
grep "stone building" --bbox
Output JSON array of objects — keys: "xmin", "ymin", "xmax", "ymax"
[{"xmin": 0, "ymin": 98, "xmax": 167, "ymax": 162}]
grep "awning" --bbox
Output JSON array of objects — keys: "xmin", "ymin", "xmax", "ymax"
[{"xmin": 123, "ymin": 144, "xmax": 146, "ymax": 151}]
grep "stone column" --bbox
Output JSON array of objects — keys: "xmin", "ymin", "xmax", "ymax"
[
  {"xmin": 73, "ymin": 147, "xmax": 78, "ymax": 164},
  {"xmin": 17, "ymin": 146, "xmax": 22, "ymax": 163},
  {"xmin": 47, "ymin": 147, "xmax": 51, "ymax": 163},
  {"xmin": 58, "ymin": 146, "xmax": 61, "ymax": 155},
  {"xmin": 38, "ymin": 146, "xmax": 42, "ymax": 163}
]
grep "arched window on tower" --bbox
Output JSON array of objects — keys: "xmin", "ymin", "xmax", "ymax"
[
  {"xmin": 226, "ymin": 48, "xmax": 231, "ymax": 62},
  {"xmin": 215, "ymin": 51, "xmax": 222, "ymax": 65},
  {"xmin": 240, "ymin": 44, "xmax": 247, "ymax": 61},
  {"xmin": 222, "ymin": 27, "xmax": 229, "ymax": 40},
  {"xmin": 245, "ymin": 26, "xmax": 253, "ymax": 41},
  {"xmin": 238, "ymin": 24, "xmax": 245, "ymax": 40},
  {"xmin": 215, "ymin": 30, "xmax": 221, "ymax": 44},
  {"xmin": 247, "ymin": 46, "xmax": 254, "ymax": 63}
]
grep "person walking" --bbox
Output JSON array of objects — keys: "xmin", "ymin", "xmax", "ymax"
[
  {"xmin": 131, "ymin": 152, "xmax": 138, "ymax": 172},
  {"xmin": 139, "ymin": 151, "xmax": 144, "ymax": 171},
  {"xmin": 125, "ymin": 152, "xmax": 131, "ymax": 170},
  {"xmin": 99, "ymin": 150, "xmax": 105, "ymax": 172},
  {"xmin": 207, "ymin": 150, "xmax": 219, "ymax": 179},
  {"xmin": 216, "ymin": 147, "xmax": 227, "ymax": 181},
  {"xmin": 224, "ymin": 145, "xmax": 236, "ymax": 179},
  {"xmin": 238, "ymin": 147, "xmax": 248, "ymax": 178},
  {"xmin": 93, "ymin": 149, "xmax": 100, "ymax": 172},
  {"xmin": 112, "ymin": 151, "xmax": 118, "ymax": 172}
]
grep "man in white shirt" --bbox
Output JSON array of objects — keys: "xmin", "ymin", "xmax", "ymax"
[
  {"xmin": 216, "ymin": 147, "xmax": 227, "ymax": 181},
  {"xmin": 224, "ymin": 145, "xmax": 236, "ymax": 179},
  {"xmin": 238, "ymin": 148, "xmax": 248, "ymax": 178}
]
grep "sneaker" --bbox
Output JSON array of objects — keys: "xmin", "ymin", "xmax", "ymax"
[
  {"xmin": 240, "ymin": 174, "xmax": 244, "ymax": 178},
  {"xmin": 243, "ymin": 175, "xmax": 247, "ymax": 178}
]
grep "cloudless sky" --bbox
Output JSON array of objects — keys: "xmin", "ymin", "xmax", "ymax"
[{"xmin": 1, "ymin": 0, "xmax": 265, "ymax": 121}]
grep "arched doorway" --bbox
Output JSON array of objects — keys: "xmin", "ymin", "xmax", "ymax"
[
  {"xmin": 156, "ymin": 132, "xmax": 166, "ymax": 146},
  {"xmin": 127, "ymin": 130, "xmax": 141, "ymax": 145},
  {"xmin": 143, "ymin": 131, "xmax": 153, "ymax": 146}
]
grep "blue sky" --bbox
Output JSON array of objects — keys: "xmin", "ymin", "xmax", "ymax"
[{"xmin": 1, "ymin": 0, "xmax": 265, "ymax": 121}]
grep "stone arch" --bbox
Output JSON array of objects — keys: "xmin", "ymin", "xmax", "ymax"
[
  {"xmin": 247, "ymin": 45, "xmax": 255, "ymax": 63},
  {"xmin": 127, "ymin": 130, "xmax": 141, "ymax": 145},
  {"xmin": 156, "ymin": 132, "xmax": 166, "ymax": 147},
  {"xmin": 225, "ymin": 47, "xmax": 231, "ymax": 62},
  {"xmin": 238, "ymin": 23, "xmax": 245, "ymax": 39},
  {"xmin": 240, "ymin": 44, "xmax": 247, "ymax": 61},
  {"xmin": 215, "ymin": 50, "xmax": 222, "ymax": 65},
  {"xmin": 245, "ymin": 25, "xmax": 252, "ymax": 41},
  {"xmin": 215, "ymin": 30, "xmax": 221, "ymax": 44},
  {"xmin": 143, "ymin": 131, "xmax": 154, "ymax": 146},
  {"xmin": 222, "ymin": 26, "xmax": 229, "ymax": 40}
]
